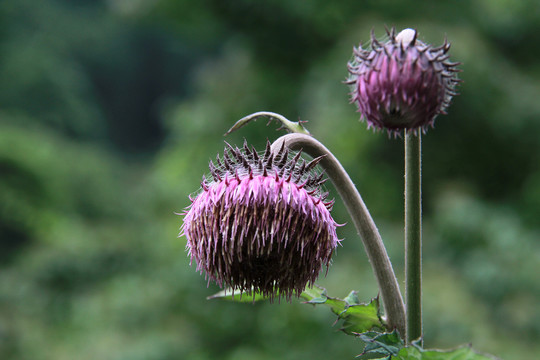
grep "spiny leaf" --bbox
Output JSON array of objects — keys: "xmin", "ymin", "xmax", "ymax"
[
  {"xmin": 340, "ymin": 299, "xmax": 384, "ymax": 334},
  {"xmin": 357, "ymin": 330, "xmax": 403, "ymax": 359},
  {"xmin": 300, "ymin": 285, "xmax": 385, "ymax": 335},
  {"xmin": 225, "ymin": 111, "xmax": 311, "ymax": 136},
  {"xmin": 355, "ymin": 332, "xmax": 500, "ymax": 360},
  {"xmin": 207, "ymin": 285, "xmax": 330, "ymax": 304},
  {"xmin": 301, "ymin": 285, "xmax": 328, "ymax": 304},
  {"xmin": 395, "ymin": 342, "xmax": 501, "ymax": 360},
  {"xmin": 301, "ymin": 285, "xmax": 347, "ymax": 315}
]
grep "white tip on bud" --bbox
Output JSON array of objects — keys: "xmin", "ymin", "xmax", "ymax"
[{"xmin": 396, "ymin": 28, "xmax": 416, "ymax": 47}]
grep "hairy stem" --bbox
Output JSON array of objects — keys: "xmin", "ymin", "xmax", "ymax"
[
  {"xmin": 271, "ymin": 133, "xmax": 406, "ymax": 336},
  {"xmin": 405, "ymin": 132, "xmax": 422, "ymax": 344}
]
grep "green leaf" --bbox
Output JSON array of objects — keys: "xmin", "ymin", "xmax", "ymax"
[
  {"xmin": 355, "ymin": 332, "xmax": 499, "ymax": 360},
  {"xmin": 300, "ymin": 285, "xmax": 385, "ymax": 335},
  {"xmin": 206, "ymin": 288, "xmax": 272, "ymax": 303},
  {"xmin": 395, "ymin": 342, "xmax": 500, "ymax": 360},
  {"xmin": 207, "ymin": 286, "xmax": 499, "ymax": 360},
  {"xmin": 357, "ymin": 330, "xmax": 404, "ymax": 359},
  {"xmin": 340, "ymin": 299, "xmax": 384, "ymax": 334},
  {"xmin": 225, "ymin": 111, "xmax": 311, "ymax": 136},
  {"xmin": 300, "ymin": 285, "xmax": 328, "ymax": 304}
]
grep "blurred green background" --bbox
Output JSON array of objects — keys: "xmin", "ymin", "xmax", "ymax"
[{"xmin": 1, "ymin": 1, "xmax": 539, "ymax": 359}]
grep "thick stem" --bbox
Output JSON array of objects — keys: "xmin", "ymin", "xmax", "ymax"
[
  {"xmin": 404, "ymin": 132, "xmax": 422, "ymax": 344},
  {"xmin": 271, "ymin": 133, "xmax": 406, "ymax": 337}
]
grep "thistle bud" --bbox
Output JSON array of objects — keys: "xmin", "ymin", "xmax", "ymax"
[
  {"xmin": 347, "ymin": 28, "xmax": 460, "ymax": 135},
  {"xmin": 180, "ymin": 141, "xmax": 340, "ymax": 301}
]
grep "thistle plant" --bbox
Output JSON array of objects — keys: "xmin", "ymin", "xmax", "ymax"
[
  {"xmin": 180, "ymin": 28, "xmax": 498, "ymax": 359},
  {"xmin": 347, "ymin": 27, "xmax": 461, "ymax": 344}
]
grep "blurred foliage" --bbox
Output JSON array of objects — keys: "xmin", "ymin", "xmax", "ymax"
[{"xmin": 1, "ymin": 0, "xmax": 539, "ymax": 359}]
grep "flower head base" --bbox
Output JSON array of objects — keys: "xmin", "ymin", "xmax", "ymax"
[
  {"xmin": 180, "ymin": 141, "xmax": 340, "ymax": 301},
  {"xmin": 347, "ymin": 28, "xmax": 461, "ymax": 136}
]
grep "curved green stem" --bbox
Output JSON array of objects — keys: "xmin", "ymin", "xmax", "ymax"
[
  {"xmin": 225, "ymin": 111, "xmax": 311, "ymax": 136},
  {"xmin": 271, "ymin": 133, "xmax": 406, "ymax": 337},
  {"xmin": 405, "ymin": 132, "xmax": 422, "ymax": 344}
]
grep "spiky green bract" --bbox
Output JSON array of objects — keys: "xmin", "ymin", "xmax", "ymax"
[
  {"xmin": 180, "ymin": 141, "xmax": 340, "ymax": 302},
  {"xmin": 347, "ymin": 28, "xmax": 460, "ymax": 136}
]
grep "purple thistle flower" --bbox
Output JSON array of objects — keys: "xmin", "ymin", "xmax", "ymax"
[
  {"xmin": 180, "ymin": 141, "xmax": 340, "ymax": 301},
  {"xmin": 347, "ymin": 28, "xmax": 461, "ymax": 135}
]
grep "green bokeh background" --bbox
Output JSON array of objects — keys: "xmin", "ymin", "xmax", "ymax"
[{"xmin": 1, "ymin": 1, "xmax": 539, "ymax": 359}]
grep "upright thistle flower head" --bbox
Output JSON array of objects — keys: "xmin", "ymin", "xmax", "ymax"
[
  {"xmin": 347, "ymin": 28, "xmax": 461, "ymax": 135},
  {"xmin": 180, "ymin": 141, "xmax": 340, "ymax": 301}
]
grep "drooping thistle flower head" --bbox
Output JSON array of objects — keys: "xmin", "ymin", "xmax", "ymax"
[
  {"xmin": 180, "ymin": 141, "xmax": 340, "ymax": 301},
  {"xmin": 347, "ymin": 28, "xmax": 461, "ymax": 135}
]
